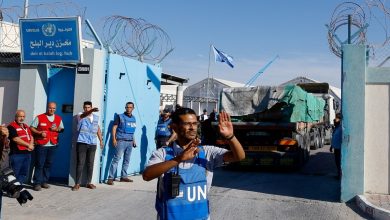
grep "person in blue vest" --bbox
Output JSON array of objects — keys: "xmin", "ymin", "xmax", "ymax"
[
  {"xmin": 155, "ymin": 109, "xmax": 176, "ymax": 149},
  {"xmin": 106, "ymin": 102, "xmax": 137, "ymax": 185},
  {"xmin": 142, "ymin": 107, "xmax": 245, "ymax": 220},
  {"xmin": 72, "ymin": 101, "xmax": 103, "ymax": 191}
]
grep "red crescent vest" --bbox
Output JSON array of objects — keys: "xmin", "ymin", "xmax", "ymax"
[
  {"xmin": 34, "ymin": 114, "xmax": 62, "ymax": 145},
  {"xmin": 9, "ymin": 121, "xmax": 33, "ymax": 151}
]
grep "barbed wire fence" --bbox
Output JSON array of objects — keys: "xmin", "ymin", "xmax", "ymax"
[
  {"xmin": 0, "ymin": 1, "xmax": 173, "ymax": 64},
  {"xmin": 327, "ymin": 0, "xmax": 390, "ymax": 67},
  {"xmin": 101, "ymin": 15, "xmax": 173, "ymax": 63},
  {"xmin": 0, "ymin": 1, "xmax": 86, "ymax": 50}
]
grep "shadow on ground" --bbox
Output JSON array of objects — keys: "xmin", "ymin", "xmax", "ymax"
[{"xmin": 212, "ymin": 147, "xmax": 342, "ymax": 202}]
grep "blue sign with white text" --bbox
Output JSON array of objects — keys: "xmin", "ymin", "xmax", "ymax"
[{"xmin": 20, "ymin": 17, "xmax": 82, "ymax": 64}]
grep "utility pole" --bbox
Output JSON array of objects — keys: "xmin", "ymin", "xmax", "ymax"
[
  {"xmin": 348, "ymin": 15, "xmax": 351, "ymax": 44},
  {"xmin": 24, "ymin": 0, "xmax": 29, "ymax": 18}
]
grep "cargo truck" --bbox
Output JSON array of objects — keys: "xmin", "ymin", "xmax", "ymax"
[
  {"xmin": 297, "ymin": 83, "xmax": 338, "ymax": 149},
  {"xmin": 214, "ymin": 83, "xmax": 334, "ymax": 168}
]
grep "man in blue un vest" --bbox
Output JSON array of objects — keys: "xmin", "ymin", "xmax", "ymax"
[
  {"xmin": 107, "ymin": 102, "xmax": 137, "ymax": 185},
  {"xmin": 143, "ymin": 107, "xmax": 245, "ymax": 220},
  {"xmin": 72, "ymin": 101, "xmax": 103, "ymax": 191},
  {"xmin": 155, "ymin": 109, "xmax": 176, "ymax": 149}
]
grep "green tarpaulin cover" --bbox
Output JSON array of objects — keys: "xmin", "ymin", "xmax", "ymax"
[{"xmin": 220, "ymin": 85, "xmax": 325, "ymax": 123}]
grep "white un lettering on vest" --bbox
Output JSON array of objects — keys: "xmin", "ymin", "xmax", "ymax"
[
  {"xmin": 178, "ymin": 185, "xmax": 207, "ymax": 202},
  {"xmin": 126, "ymin": 122, "xmax": 136, "ymax": 127}
]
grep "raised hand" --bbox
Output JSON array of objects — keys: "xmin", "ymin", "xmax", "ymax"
[
  {"xmin": 218, "ymin": 111, "xmax": 233, "ymax": 139},
  {"xmin": 177, "ymin": 138, "xmax": 200, "ymax": 162}
]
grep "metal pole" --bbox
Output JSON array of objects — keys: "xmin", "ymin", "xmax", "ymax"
[
  {"xmin": 206, "ymin": 44, "xmax": 212, "ymax": 110},
  {"xmin": 24, "ymin": 0, "xmax": 29, "ymax": 18},
  {"xmin": 85, "ymin": 19, "xmax": 104, "ymax": 49},
  {"xmin": 348, "ymin": 15, "xmax": 351, "ymax": 44}
]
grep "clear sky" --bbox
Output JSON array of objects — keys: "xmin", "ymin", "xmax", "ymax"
[
  {"xmin": 87, "ymin": 1, "xmax": 343, "ymax": 87},
  {"xmin": 5, "ymin": 0, "xmax": 388, "ymax": 88}
]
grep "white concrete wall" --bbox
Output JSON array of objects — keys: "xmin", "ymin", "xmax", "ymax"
[
  {"xmin": 0, "ymin": 81, "xmax": 19, "ymax": 124},
  {"xmin": 160, "ymin": 85, "xmax": 182, "ymax": 110},
  {"xmin": 18, "ymin": 64, "xmax": 48, "ymax": 124},
  {"xmin": 365, "ymin": 84, "xmax": 390, "ymax": 194},
  {"xmin": 0, "ymin": 66, "xmax": 20, "ymax": 124},
  {"xmin": 177, "ymin": 85, "xmax": 185, "ymax": 106},
  {"xmin": 161, "ymin": 84, "xmax": 177, "ymax": 94},
  {"xmin": 72, "ymin": 48, "xmax": 105, "ymax": 113}
]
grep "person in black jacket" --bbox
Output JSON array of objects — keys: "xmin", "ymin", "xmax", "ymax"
[{"xmin": 0, "ymin": 125, "xmax": 33, "ymax": 217}]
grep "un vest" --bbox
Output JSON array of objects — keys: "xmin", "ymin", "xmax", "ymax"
[
  {"xmin": 155, "ymin": 146, "xmax": 209, "ymax": 220},
  {"xmin": 116, "ymin": 113, "xmax": 136, "ymax": 141},
  {"xmin": 77, "ymin": 114, "xmax": 99, "ymax": 145},
  {"xmin": 9, "ymin": 121, "xmax": 33, "ymax": 151},
  {"xmin": 157, "ymin": 118, "xmax": 172, "ymax": 137},
  {"xmin": 34, "ymin": 114, "xmax": 62, "ymax": 145}
]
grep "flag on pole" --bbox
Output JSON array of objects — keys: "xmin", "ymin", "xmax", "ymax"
[{"xmin": 212, "ymin": 45, "xmax": 234, "ymax": 68}]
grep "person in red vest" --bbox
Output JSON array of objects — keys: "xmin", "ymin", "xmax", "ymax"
[
  {"xmin": 30, "ymin": 102, "xmax": 64, "ymax": 191},
  {"xmin": 7, "ymin": 110, "xmax": 34, "ymax": 184}
]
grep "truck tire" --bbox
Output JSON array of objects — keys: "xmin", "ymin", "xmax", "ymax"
[
  {"xmin": 294, "ymin": 147, "xmax": 304, "ymax": 169},
  {"xmin": 310, "ymin": 129, "xmax": 320, "ymax": 150},
  {"xmin": 319, "ymin": 128, "xmax": 325, "ymax": 148},
  {"xmin": 324, "ymin": 127, "xmax": 332, "ymax": 145},
  {"xmin": 293, "ymin": 134, "xmax": 304, "ymax": 169},
  {"xmin": 303, "ymin": 133, "xmax": 310, "ymax": 162}
]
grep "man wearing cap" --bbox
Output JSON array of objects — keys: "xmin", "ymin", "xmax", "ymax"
[
  {"xmin": 106, "ymin": 102, "xmax": 137, "ymax": 185},
  {"xmin": 155, "ymin": 109, "xmax": 176, "ymax": 149}
]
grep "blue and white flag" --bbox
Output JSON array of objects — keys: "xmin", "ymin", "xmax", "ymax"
[{"xmin": 212, "ymin": 45, "xmax": 234, "ymax": 68}]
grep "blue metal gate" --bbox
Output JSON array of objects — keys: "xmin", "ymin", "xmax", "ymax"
[
  {"xmin": 100, "ymin": 54, "xmax": 162, "ymax": 181},
  {"xmin": 47, "ymin": 67, "xmax": 75, "ymax": 183}
]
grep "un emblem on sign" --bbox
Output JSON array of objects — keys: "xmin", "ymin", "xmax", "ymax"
[{"xmin": 42, "ymin": 23, "xmax": 56, "ymax": 37}]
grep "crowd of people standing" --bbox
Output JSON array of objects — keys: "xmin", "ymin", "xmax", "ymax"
[{"xmin": 0, "ymin": 100, "xmax": 246, "ymax": 220}]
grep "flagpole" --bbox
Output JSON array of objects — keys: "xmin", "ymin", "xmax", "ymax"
[{"xmin": 206, "ymin": 44, "xmax": 212, "ymax": 110}]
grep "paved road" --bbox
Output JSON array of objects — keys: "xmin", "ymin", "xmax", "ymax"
[{"xmin": 3, "ymin": 146, "xmax": 371, "ymax": 220}]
